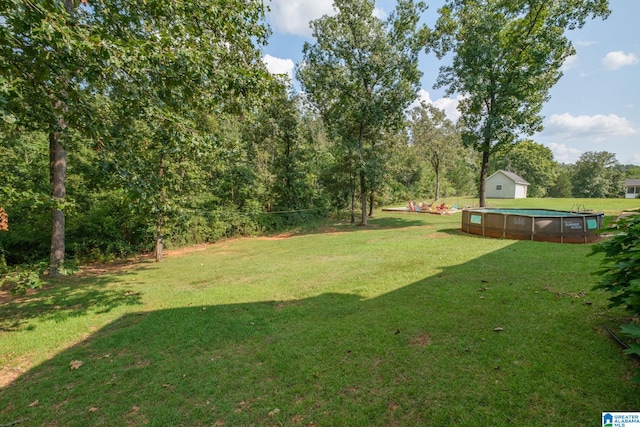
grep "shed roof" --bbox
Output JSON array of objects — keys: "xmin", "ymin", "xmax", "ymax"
[
  {"xmin": 488, "ymin": 170, "xmax": 530, "ymax": 185},
  {"xmin": 625, "ymin": 178, "xmax": 640, "ymax": 186}
]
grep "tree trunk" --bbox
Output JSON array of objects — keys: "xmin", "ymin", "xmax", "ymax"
[
  {"xmin": 49, "ymin": 130, "xmax": 66, "ymax": 276},
  {"xmin": 368, "ymin": 189, "xmax": 374, "ymax": 217},
  {"xmin": 155, "ymin": 153, "xmax": 166, "ymax": 262},
  {"xmin": 479, "ymin": 149, "xmax": 490, "ymax": 207},
  {"xmin": 359, "ymin": 170, "xmax": 367, "ymax": 226},
  {"xmin": 435, "ymin": 164, "xmax": 441, "ymax": 201},
  {"xmin": 155, "ymin": 214, "xmax": 164, "ymax": 262},
  {"xmin": 357, "ymin": 123, "xmax": 367, "ymax": 226},
  {"xmin": 350, "ymin": 171, "xmax": 356, "ymax": 223},
  {"xmin": 47, "ymin": 0, "xmax": 75, "ymax": 276}
]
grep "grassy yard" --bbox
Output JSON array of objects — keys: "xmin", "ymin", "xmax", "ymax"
[{"xmin": 1, "ymin": 198, "xmax": 640, "ymax": 426}]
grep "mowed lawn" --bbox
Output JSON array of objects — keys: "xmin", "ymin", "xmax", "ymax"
[{"xmin": 1, "ymin": 198, "xmax": 640, "ymax": 426}]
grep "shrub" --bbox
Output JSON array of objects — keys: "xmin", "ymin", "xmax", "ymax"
[{"xmin": 591, "ymin": 211, "xmax": 640, "ymax": 380}]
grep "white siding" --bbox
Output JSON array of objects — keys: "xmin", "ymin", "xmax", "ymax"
[{"xmin": 486, "ymin": 171, "xmax": 528, "ymax": 199}]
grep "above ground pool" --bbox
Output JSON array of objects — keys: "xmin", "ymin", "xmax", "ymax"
[{"xmin": 461, "ymin": 208, "xmax": 604, "ymax": 243}]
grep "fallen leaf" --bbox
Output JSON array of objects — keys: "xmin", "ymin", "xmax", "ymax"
[
  {"xmin": 28, "ymin": 400, "xmax": 39, "ymax": 407},
  {"xmin": 493, "ymin": 327, "xmax": 504, "ymax": 332},
  {"xmin": 70, "ymin": 360, "xmax": 84, "ymax": 370},
  {"xmin": 89, "ymin": 407, "xmax": 99, "ymax": 413},
  {"xmin": 268, "ymin": 408, "xmax": 281, "ymax": 417}
]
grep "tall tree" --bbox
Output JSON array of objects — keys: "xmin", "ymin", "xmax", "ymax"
[
  {"xmin": 572, "ymin": 151, "xmax": 623, "ymax": 198},
  {"xmin": 89, "ymin": 0, "xmax": 271, "ymax": 261},
  {"xmin": 430, "ymin": 0, "xmax": 610, "ymax": 207},
  {"xmin": 1, "ymin": 0, "xmax": 272, "ymax": 266},
  {"xmin": 298, "ymin": 0, "xmax": 428, "ymax": 225},
  {"xmin": 1, "ymin": 0, "xmax": 98, "ymax": 275},
  {"xmin": 409, "ymin": 102, "xmax": 461, "ymax": 200},
  {"xmin": 241, "ymin": 85, "xmax": 325, "ymax": 219},
  {"xmin": 548, "ymin": 163, "xmax": 574, "ymax": 198}
]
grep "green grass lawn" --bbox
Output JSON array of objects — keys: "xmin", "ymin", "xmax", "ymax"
[{"xmin": 1, "ymin": 198, "xmax": 640, "ymax": 426}]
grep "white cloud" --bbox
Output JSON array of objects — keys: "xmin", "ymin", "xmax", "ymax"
[
  {"xmin": 561, "ymin": 54, "xmax": 579, "ymax": 72},
  {"xmin": 574, "ymin": 40, "xmax": 597, "ymax": 47},
  {"xmin": 263, "ymin": 54, "xmax": 295, "ymax": 79},
  {"xmin": 627, "ymin": 153, "xmax": 640, "ymax": 166},
  {"xmin": 544, "ymin": 113, "xmax": 638, "ymax": 141},
  {"xmin": 410, "ymin": 89, "xmax": 463, "ymax": 122},
  {"xmin": 373, "ymin": 7, "xmax": 387, "ymax": 19},
  {"xmin": 547, "ymin": 142, "xmax": 583, "ymax": 164},
  {"xmin": 268, "ymin": 0, "xmax": 335, "ymax": 37},
  {"xmin": 602, "ymin": 51, "xmax": 639, "ymax": 71}
]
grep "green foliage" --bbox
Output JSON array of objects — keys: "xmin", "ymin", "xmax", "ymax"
[
  {"xmin": 491, "ymin": 140, "xmax": 558, "ymax": 197},
  {"xmin": 409, "ymin": 103, "xmax": 463, "ymax": 200},
  {"xmin": 591, "ymin": 212, "xmax": 640, "ymax": 311},
  {"xmin": 548, "ymin": 166, "xmax": 573, "ymax": 198},
  {"xmin": 591, "ymin": 212, "xmax": 640, "ymax": 381},
  {"xmin": 298, "ymin": 0, "xmax": 428, "ymax": 224},
  {"xmin": 430, "ymin": 0, "xmax": 610, "ymax": 205},
  {"xmin": 0, "ymin": 263, "xmax": 45, "ymax": 296},
  {"xmin": 619, "ymin": 323, "xmax": 640, "ymax": 382},
  {"xmin": 572, "ymin": 151, "xmax": 624, "ymax": 198}
]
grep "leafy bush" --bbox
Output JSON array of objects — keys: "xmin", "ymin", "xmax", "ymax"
[
  {"xmin": 591, "ymin": 212, "xmax": 640, "ymax": 311},
  {"xmin": 0, "ymin": 263, "xmax": 46, "ymax": 296},
  {"xmin": 591, "ymin": 211, "xmax": 640, "ymax": 381}
]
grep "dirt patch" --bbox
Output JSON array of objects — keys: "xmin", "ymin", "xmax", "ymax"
[
  {"xmin": 257, "ymin": 232, "xmax": 297, "ymax": 240},
  {"xmin": 0, "ymin": 354, "xmax": 32, "ymax": 388},
  {"xmin": 408, "ymin": 333, "xmax": 432, "ymax": 348},
  {"xmin": 0, "ymin": 365, "xmax": 26, "ymax": 388}
]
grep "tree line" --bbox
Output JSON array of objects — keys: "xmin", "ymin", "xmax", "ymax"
[{"xmin": 1, "ymin": 0, "xmax": 626, "ymax": 279}]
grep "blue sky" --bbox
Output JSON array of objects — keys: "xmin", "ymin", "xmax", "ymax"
[{"xmin": 260, "ymin": 0, "xmax": 640, "ymax": 166}]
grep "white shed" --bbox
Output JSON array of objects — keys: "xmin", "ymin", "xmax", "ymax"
[
  {"xmin": 486, "ymin": 170, "xmax": 529, "ymax": 199},
  {"xmin": 625, "ymin": 179, "xmax": 640, "ymax": 199}
]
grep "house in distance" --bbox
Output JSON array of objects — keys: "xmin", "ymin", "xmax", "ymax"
[
  {"xmin": 625, "ymin": 178, "xmax": 640, "ymax": 199},
  {"xmin": 486, "ymin": 170, "xmax": 529, "ymax": 199}
]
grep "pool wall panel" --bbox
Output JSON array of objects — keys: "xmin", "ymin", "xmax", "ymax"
[{"xmin": 460, "ymin": 209, "xmax": 603, "ymax": 243}]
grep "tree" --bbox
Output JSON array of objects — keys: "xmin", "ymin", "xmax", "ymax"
[
  {"xmin": 548, "ymin": 164, "xmax": 573, "ymax": 198},
  {"xmin": 430, "ymin": 0, "xmax": 610, "ymax": 207},
  {"xmin": 91, "ymin": 0, "xmax": 271, "ymax": 261},
  {"xmin": 2, "ymin": 0, "xmax": 273, "ymax": 265},
  {"xmin": 623, "ymin": 165, "xmax": 640, "ymax": 179},
  {"xmin": 491, "ymin": 140, "xmax": 558, "ymax": 197},
  {"xmin": 241, "ymin": 85, "xmax": 325, "ymax": 218},
  {"xmin": 298, "ymin": 0, "xmax": 428, "ymax": 225},
  {"xmin": 1, "ymin": 0, "xmax": 99, "ymax": 275},
  {"xmin": 590, "ymin": 211, "xmax": 640, "ymax": 381},
  {"xmin": 572, "ymin": 151, "xmax": 623, "ymax": 198},
  {"xmin": 409, "ymin": 102, "xmax": 462, "ymax": 200}
]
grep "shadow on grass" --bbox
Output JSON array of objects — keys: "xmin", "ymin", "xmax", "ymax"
[
  {"xmin": 277, "ymin": 213, "xmax": 445, "ymax": 238},
  {"xmin": 0, "ymin": 271, "xmax": 144, "ymax": 332},
  {"xmin": 1, "ymin": 241, "xmax": 638, "ymax": 426}
]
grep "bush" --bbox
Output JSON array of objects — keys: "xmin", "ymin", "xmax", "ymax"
[
  {"xmin": 591, "ymin": 212, "xmax": 640, "ymax": 312},
  {"xmin": 591, "ymin": 211, "xmax": 640, "ymax": 380}
]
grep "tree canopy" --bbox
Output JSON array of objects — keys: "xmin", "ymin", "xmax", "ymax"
[
  {"xmin": 298, "ymin": 0, "xmax": 428, "ymax": 225},
  {"xmin": 429, "ymin": 0, "xmax": 610, "ymax": 206},
  {"xmin": 409, "ymin": 102, "xmax": 463, "ymax": 200},
  {"xmin": 1, "ymin": 0, "xmax": 273, "ymax": 268}
]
